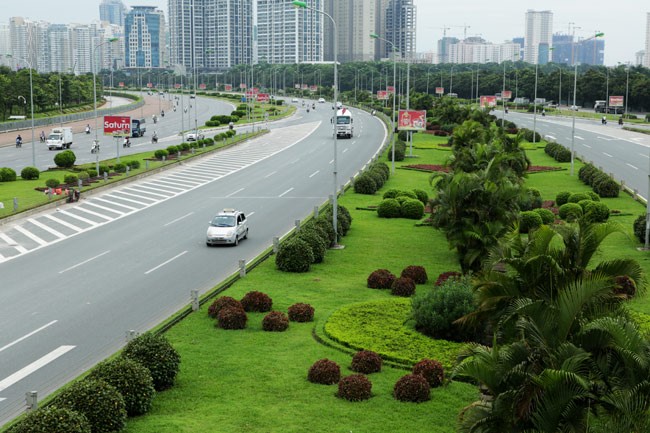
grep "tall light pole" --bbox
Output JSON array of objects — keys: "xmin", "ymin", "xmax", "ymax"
[
  {"xmin": 370, "ymin": 32, "xmax": 397, "ymax": 174},
  {"xmin": 570, "ymin": 62, "xmax": 578, "ymax": 176},
  {"xmin": 449, "ymin": 65, "xmax": 454, "ymax": 95},
  {"xmin": 624, "ymin": 62, "xmax": 630, "ymax": 117},
  {"xmin": 532, "ymin": 62, "xmax": 539, "ymax": 145},
  {"xmin": 12, "ymin": 56, "xmax": 36, "ymax": 167},
  {"xmin": 294, "ymin": 1, "xmax": 341, "ymax": 248},
  {"xmin": 92, "ymin": 37, "xmax": 118, "ymax": 173},
  {"xmin": 501, "ymin": 60, "xmax": 506, "ymax": 128}
]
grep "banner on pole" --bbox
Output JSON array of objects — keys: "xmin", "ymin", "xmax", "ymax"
[
  {"xmin": 103, "ymin": 115, "xmax": 131, "ymax": 137},
  {"xmin": 397, "ymin": 110, "xmax": 426, "ymax": 131},
  {"xmin": 435, "ymin": 87, "xmax": 444, "ymax": 95},
  {"xmin": 377, "ymin": 90, "xmax": 388, "ymax": 100},
  {"xmin": 480, "ymin": 95, "xmax": 497, "ymax": 108},
  {"xmin": 609, "ymin": 95, "xmax": 624, "ymax": 107}
]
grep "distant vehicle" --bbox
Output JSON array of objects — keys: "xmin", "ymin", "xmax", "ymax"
[
  {"xmin": 206, "ymin": 208, "xmax": 248, "ymax": 246},
  {"xmin": 131, "ymin": 118, "xmax": 146, "ymax": 137},
  {"xmin": 318, "ymin": 97, "xmax": 325, "ymax": 103},
  {"xmin": 570, "ymin": 105, "xmax": 580, "ymax": 111},
  {"xmin": 186, "ymin": 131, "xmax": 205, "ymax": 141},
  {"xmin": 291, "ymin": 97, "xmax": 299, "ymax": 103},
  {"xmin": 46, "ymin": 127, "xmax": 73, "ymax": 150},
  {"xmin": 594, "ymin": 100, "xmax": 607, "ymax": 113},
  {"xmin": 336, "ymin": 101, "xmax": 343, "ymax": 109},
  {"xmin": 190, "ymin": 94, "xmax": 196, "ymax": 99},
  {"xmin": 333, "ymin": 108, "xmax": 354, "ymax": 139}
]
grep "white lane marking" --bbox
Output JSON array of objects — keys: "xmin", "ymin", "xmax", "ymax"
[
  {"xmin": 145, "ymin": 251, "xmax": 188, "ymax": 275},
  {"xmin": 164, "ymin": 212, "xmax": 194, "ymax": 227},
  {"xmin": 247, "ymin": 212, "xmax": 255, "ymax": 218},
  {"xmin": 0, "ymin": 320, "xmax": 58, "ymax": 354},
  {"xmin": 58, "ymin": 209, "xmax": 101, "ymax": 225},
  {"xmin": 59, "ymin": 250, "xmax": 111, "ymax": 274},
  {"xmin": 582, "ymin": 144, "xmax": 592, "ymax": 148},
  {"xmin": 309, "ymin": 170, "xmax": 320, "ymax": 178},
  {"xmin": 546, "ymin": 135, "xmax": 556, "ymax": 140},
  {"xmin": 632, "ymin": 137, "xmax": 644, "ymax": 142},
  {"xmin": 290, "ymin": 158, "xmax": 300, "ymax": 164},
  {"xmin": 626, "ymin": 163, "xmax": 639, "ymax": 170},
  {"xmin": 13, "ymin": 226, "xmax": 47, "ymax": 246},
  {"xmin": 279, "ymin": 188, "xmax": 294, "ymax": 197},
  {"xmin": 603, "ymin": 152, "xmax": 613, "ymax": 158},
  {"xmin": 264, "ymin": 171, "xmax": 277, "ymax": 178},
  {"xmin": 640, "ymin": 154, "xmax": 650, "ymax": 159},
  {"xmin": 575, "ymin": 136, "xmax": 584, "ymax": 140},
  {"xmin": 0, "ymin": 345, "xmax": 75, "ymax": 393},
  {"xmin": 0, "ymin": 233, "xmax": 24, "ymax": 251},
  {"xmin": 92, "ymin": 197, "xmax": 137, "ymax": 211},
  {"xmin": 226, "ymin": 188, "xmax": 245, "ymax": 198},
  {"xmin": 343, "ymin": 148, "xmax": 349, "ymax": 153},
  {"xmin": 597, "ymin": 136, "xmax": 616, "ymax": 141},
  {"xmin": 329, "ymin": 159, "xmax": 334, "ymax": 164},
  {"xmin": 28, "ymin": 219, "xmax": 65, "ymax": 239},
  {"xmin": 43, "ymin": 214, "xmax": 82, "ymax": 233}
]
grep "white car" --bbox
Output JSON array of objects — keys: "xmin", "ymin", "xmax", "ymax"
[
  {"xmin": 318, "ymin": 98, "xmax": 325, "ymax": 103},
  {"xmin": 291, "ymin": 97, "xmax": 299, "ymax": 103},
  {"xmin": 185, "ymin": 131, "xmax": 205, "ymax": 141},
  {"xmin": 206, "ymin": 209, "xmax": 249, "ymax": 246}
]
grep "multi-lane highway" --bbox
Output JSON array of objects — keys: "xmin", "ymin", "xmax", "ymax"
[{"xmin": 0, "ymin": 97, "xmax": 386, "ymax": 426}]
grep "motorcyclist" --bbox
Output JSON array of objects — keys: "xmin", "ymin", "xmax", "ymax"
[
  {"xmin": 602, "ymin": 116, "xmax": 607, "ymax": 125},
  {"xmin": 85, "ymin": 124, "xmax": 91, "ymax": 134},
  {"xmin": 371, "ymin": 109, "xmax": 376, "ymax": 116},
  {"xmin": 618, "ymin": 117, "xmax": 624, "ymax": 125},
  {"xmin": 123, "ymin": 137, "xmax": 131, "ymax": 148},
  {"xmin": 15, "ymin": 134, "xmax": 22, "ymax": 147},
  {"xmin": 152, "ymin": 132, "xmax": 158, "ymax": 143},
  {"xmin": 161, "ymin": 110, "xmax": 165, "ymax": 117},
  {"xmin": 228, "ymin": 121, "xmax": 234, "ymax": 130},
  {"xmin": 40, "ymin": 131, "xmax": 46, "ymax": 142},
  {"xmin": 541, "ymin": 109, "xmax": 546, "ymax": 117},
  {"xmin": 152, "ymin": 114, "xmax": 157, "ymax": 124},
  {"xmin": 91, "ymin": 141, "xmax": 99, "ymax": 153}
]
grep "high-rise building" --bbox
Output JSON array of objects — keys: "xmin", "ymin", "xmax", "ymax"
[
  {"xmin": 385, "ymin": 0, "xmax": 416, "ymax": 59},
  {"xmin": 100, "ymin": 0, "xmax": 127, "ymax": 27},
  {"xmin": 169, "ymin": 0, "xmax": 252, "ymax": 71},
  {"xmin": 575, "ymin": 38, "xmax": 604, "ymax": 66},
  {"xmin": 524, "ymin": 10, "xmax": 553, "ymax": 64},
  {"xmin": 48, "ymin": 24, "xmax": 74, "ymax": 73},
  {"xmin": 329, "ymin": 0, "xmax": 377, "ymax": 62},
  {"xmin": 448, "ymin": 37, "xmax": 519, "ymax": 64},
  {"xmin": 0, "ymin": 24, "xmax": 11, "ymax": 68},
  {"xmin": 124, "ymin": 6, "xmax": 165, "ymax": 68},
  {"xmin": 645, "ymin": 12, "xmax": 650, "ymax": 67},
  {"xmin": 437, "ymin": 36, "xmax": 459, "ymax": 64},
  {"xmin": 551, "ymin": 34, "xmax": 572, "ymax": 64}
]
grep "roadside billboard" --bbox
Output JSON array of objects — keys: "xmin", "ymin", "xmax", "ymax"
[
  {"xmin": 199, "ymin": 83, "xmax": 206, "ymax": 90},
  {"xmin": 609, "ymin": 95, "xmax": 624, "ymax": 107},
  {"xmin": 377, "ymin": 90, "xmax": 388, "ymax": 100},
  {"xmin": 118, "ymin": 82, "xmax": 124, "ymax": 88},
  {"xmin": 257, "ymin": 93, "xmax": 270, "ymax": 103},
  {"xmin": 435, "ymin": 87, "xmax": 444, "ymax": 95},
  {"xmin": 309, "ymin": 85, "xmax": 318, "ymax": 92},
  {"xmin": 103, "ymin": 115, "xmax": 131, "ymax": 137},
  {"xmin": 174, "ymin": 83, "xmax": 181, "ymax": 89},
  {"xmin": 480, "ymin": 95, "xmax": 497, "ymax": 108},
  {"xmin": 240, "ymin": 83, "xmax": 247, "ymax": 89},
  {"xmin": 397, "ymin": 110, "xmax": 427, "ymax": 131},
  {"xmin": 146, "ymin": 82, "xmax": 153, "ymax": 88},
  {"xmin": 387, "ymin": 86, "xmax": 395, "ymax": 94},
  {"xmin": 502, "ymin": 90, "xmax": 512, "ymax": 99},
  {"xmin": 224, "ymin": 84, "xmax": 232, "ymax": 91}
]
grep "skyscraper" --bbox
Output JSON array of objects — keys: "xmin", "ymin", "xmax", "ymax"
[
  {"xmin": 524, "ymin": 10, "xmax": 553, "ymax": 64},
  {"xmin": 100, "ymin": 0, "xmax": 127, "ymax": 27},
  {"xmin": 124, "ymin": 6, "xmax": 165, "ymax": 68},
  {"xmin": 385, "ymin": 0, "xmax": 416, "ymax": 59},
  {"xmin": 329, "ymin": 0, "xmax": 377, "ymax": 62}
]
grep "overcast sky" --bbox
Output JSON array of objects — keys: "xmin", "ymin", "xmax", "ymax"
[{"xmin": 0, "ymin": 0, "xmax": 646, "ymax": 66}]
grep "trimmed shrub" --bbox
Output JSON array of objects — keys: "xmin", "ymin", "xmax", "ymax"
[
  {"xmin": 126, "ymin": 160, "xmax": 141, "ymax": 169},
  {"xmin": 45, "ymin": 178, "xmax": 60, "ymax": 188},
  {"xmin": 0, "ymin": 167, "xmax": 17, "ymax": 182},
  {"xmin": 369, "ymin": 161, "xmax": 390, "ymax": 179},
  {"xmin": 366, "ymin": 168, "xmax": 386, "ymax": 189},
  {"xmin": 297, "ymin": 227, "xmax": 328, "ymax": 263},
  {"xmin": 288, "ymin": 303, "xmax": 315, "ymax": 322},
  {"xmin": 401, "ymin": 198, "xmax": 425, "ymax": 219},
  {"xmin": 54, "ymin": 150, "xmax": 76, "ymax": 168},
  {"xmin": 351, "ymin": 350, "xmax": 382, "ymax": 374},
  {"xmin": 121, "ymin": 333, "xmax": 181, "ymax": 391},
  {"xmin": 217, "ymin": 306, "xmax": 248, "ymax": 330},
  {"xmin": 412, "ymin": 188, "xmax": 429, "ymax": 205},
  {"xmin": 322, "ymin": 205, "xmax": 352, "ymax": 236},
  {"xmin": 533, "ymin": 208, "xmax": 556, "ymax": 225},
  {"xmin": 413, "ymin": 358, "xmax": 445, "ymax": 388},
  {"xmin": 568, "ymin": 192, "xmax": 590, "ymax": 203},
  {"xmin": 555, "ymin": 191, "xmax": 571, "ymax": 207},
  {"xmin": 154, "ymin": 149, "xmax": 169, "ymax": 160},
  {"xmin": 166, "ymin": 145, "xmax": 179, "ymax": 155},
  {"xmin": 97, "ymin": 165, "xmax": 110, "ymax": 176},
  {"xmin": 578, "ymin": 164, "xmax": 597, "ymax": 184},
  {"xmin": 633, "ymin": 215, "xmax": 646, "ymax": 244},
  {"xmin": 367, "ymin": 269, "xmax": 396, "ymax": 289},
  {"xmin": 262, "ymin": 311, "xmax": 289, "ymax": 332},
  {"xmin": 400, "ymin": 266, "xmax": 428, "ymax": 284},
  {"xmin": 354, "ymin": 172, "xmax": 378, "ymax": 195},
  {"xmin": 240, "ymin": 291, "xmax": 273, "ymax": 312},
  {"xmin": 434, "ymin": 271, "xmax": 462, "ymax": 287},
  {"xmin": 391, "ymin": 276, "xmax": 416, "ymax": 297},
  {"xmin": 87, "ymin": 357, "xmax": 155, "ymax": 416},
  {"xmin": 614, "ymin": 275, "xmax": 637, "ymax": 298},
  {"xmin": 52, "ymin": 379, "xmax": 126, "ymax": 433},
  {"xmin": 393, "ymin": 374, "xmax": 431, "ymax": 403},
  {"xmin": 558, "ymin": 203, "xmax": 583, "ymax": 222},
  {"xmin": 20, "ymin": 166, "xmax": 39, "ymax": 180},
  {"xmin": 77, "ymin": 171, "xmax": 89, "ymax": 180},
  {"xmin": 585, "ymin": 191, "xmax": 600, "ymax": 201},
  {"xmin": 377, "ymin": 198, "xmax": 401, "ymax": 218},
  {"xmin": 383, "ymin": 189, "xmax": 402, "ymax": 199},
  {"xmin": 6, "ymin": 406, "xmax": 91, "ymax": 433},
  {"xmin": 63, "ymin": 174, "xmax": 78, "ymax": 185},
  {"xmin": 337, "ymin": 374, "xmax": 372, "ymax": 401},
  {"xmin": 87, "ymin": 169, "xmax": 97, "ymax": 178},
  {"xmin": 520, "ymin": 188, "xmax": 543, "ymax": 211},
  {"xmin": 180, "ymin": 142, "xmax": 191, "ymax": 152},
  {"xmin": 113, "ymin": 163, "xmax": 127, "ymax": 173},
  {"xmin": 312, "ymin": 218, "xmax": 336, "ymax": 246},
  {"xmin": 396, "ymin": 190, "xmax": 418, "ymax": 200},
  {"xmin": 584, "ymin": 201, "xmax": 610, "ymax": 223},
  {"xmin": 594, "ymin": 177, "xmax": 620, "ymax": 198},
  {"xmin": 207, "ymin": 296, "xmax": 242, "ymax": 318},
  {"xmin": 308, "ymin": 359, "xmax": 340, "ymax": 385},
  {"xmin": 276, "ymin": 238, "xmax": 313, "ymax": 272},
  {"xmin": 519, "ymin": 210, "xmax": 543, "ymax": 234}
]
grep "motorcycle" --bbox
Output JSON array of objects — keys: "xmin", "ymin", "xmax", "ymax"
[
  {"xmin": 123, "ymin": 138, "xmax": 131, "ymax": 148},
  {"xmin": 618, "ymin": 117, "xmax": 624, "ymax": 125},
  {"xmin": 15, "ymin": 137, "xmax": 22, "ymax": 148},
  {"xmin": 91, "ymin": 142, "xmax": 100, "ymax": 154},
  {"xmin": 85, "ymin": 126, "xmax": 91, "ymax": 134},
  {"xmin": 66, "ymin": 189, "xmax": 80, "ymax": 203},
  {"xmin": 602, "ymin": 117, "xmax": 607, "ymax": 125},
  {"xmin": 161, "ymin": 110, "xmax": 165, "ymax": 117},
  {"xmin": 151, "ymin": 134, "xmax": 158, "ymax": 144}
]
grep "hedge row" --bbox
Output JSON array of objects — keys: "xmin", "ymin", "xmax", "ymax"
[
  {"xmin": 577, "ymin": 163, "xmax": 620, "ymax": 198},
  {"xmin": 544, "ymin": 141, "xmax": 571, "ymax": 163}
]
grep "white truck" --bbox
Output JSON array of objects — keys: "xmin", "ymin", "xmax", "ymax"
[
  {"xmin": 46, "ymin": 127, "xmax": 73, "ymax": 150},
  {"xmin": 334, "ymin": 108, "xmax": 353, "ymax": 138}
]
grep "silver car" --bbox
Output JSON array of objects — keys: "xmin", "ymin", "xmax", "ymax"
[{"xmin": 206, "ymin": 209, "xmax": 249, "ymax": 246}]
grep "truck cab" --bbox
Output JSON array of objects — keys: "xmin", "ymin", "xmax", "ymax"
[
  {"xmin": 334, "ymin": 108, "xmax": 353, "ymax": 139},
  {"xmin": 131, "ymin": 118, "xmax": 146, "ymax": 137},
  {"xmin": 46, "ymin": 127, "xmax": 73, "ymax": 150},
  {"xmin": 594, "ymin": 100, "xmax": 607, "ymax": 113}
]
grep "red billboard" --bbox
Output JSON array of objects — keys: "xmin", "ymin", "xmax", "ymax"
[
  {"xmin": 435, "ymin": 87, "xmax": 444, "ymax": 95},
  {"xmin": 174, "ymin": 83, "xmax": 181, "ymax": 89},
  {"xmin": 257, "ymin": 93, "xmax": 270, "ymax": 103},
  {"xmin": 609, "ymin": 95, "xmax": 624, "ymax": 107},
  {"xmin": 146, "ymin": 82, "xmax": 153, "ymax": 88},
  {"xmin": 199, "ymin": 83, "xmax": 206, "ymax": 90},
  {"xmin": 302, "ymin": 84, "xmax": 309, "ymax": 90},
  {"xmin": 480, "ymin": 95, "xmax": 497, "ymax": 108},
  {"xmin": 397, "ymin": 110, "xmax": 427, "ymax": 131},
  {"xmin": 309, "ymin": 85, "xmax": 318, "ymax": 92},
  {"xmin": 224, "ymin": 84, "xmax": 232, "ymax": 91},
  {"xmin": 240, "ymin": 83, "xmax": 247, "ymax": 89},
  {"xmin": 387, "ymin": 86, "xmax": 395, "ymax": 94},
  {"xmin": 502, "ymin": 90, "xmax": 512, "ymax": 99},
  {"xmin": 103, "ymin": 115, "xmax": 131, "ymax": 137},
  {"xmin": 118, "ymin": 82, "xmax": 124, "ymax": 88},
  {"xmin": 251, "ymin": 87, "xmax": 259, "ymax": 94},
  {"xmin": 377, "ymin": 90, "xmax": 388, "ymax": 100}
]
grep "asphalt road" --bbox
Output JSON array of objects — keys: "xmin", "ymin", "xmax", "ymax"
[{"xmin": 0, "ymin": 98, "xmax": 386, "ymax": 425}]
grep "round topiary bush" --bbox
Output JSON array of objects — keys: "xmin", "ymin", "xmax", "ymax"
[
  {"xmin": 350, "ymin": 350, "xmax": 382, "ymax": 374},
  {"xmin": 276, "ymin": 238, "xmax": 313, "ymax": 273},
  {"xmin": 383, "ymin": 189, "xmax": 401, "ymax": 199},
  {"xmin": 113, "ymin": 163, "xmax": 127, "ymax": 173},
  {"xmin": 297, "ymin": 227, "xmax": 328, "ymax": 263},
  {"xmin": 353, "ymin": 172, "xmax": 378, "ymax": 194},
  {"xmin": 77, "ymin": 171, "xmax": 89, "ymax": 180},
  {"xmin": 396, "ymin": 190, "xmax": 418, "ymax": 200},
  {"xmin": 166, "ymin": 145, "xmax": 179, "ymax": 154},
  {"xmin": 307, "ymin": 359, "xmax": 341, "ymax": 385},
  {"xmin": 584, "ymin": 201, "xmax": 610, "ymax": 223},
  {"xmin": 121, "ymin": 332, "xmax": 181, "ymax": 391},
  {"xmin": 558, "ymin": 203, "xmax": 583, "ymax": 222},
  {"xmin": 614, "ymin": 275, "xmax": 637, "ymax": 299},
  {"xmin": 154, "ymin": 149, "xmax": 169, "ymax": 160},
  {"xmin": 7, "ymin": 406, "xmax": 91, "ymax": 433},
  {"xmin": 217, "ymin": 306, "xmax": 248, "ymax": 330},
  {"xmin": 87, "ymin": 357, "xmax": 155, "ymax": 416},
  {"xmin": 377, "ymin": 198, "xmax": 401, "ymax": 218},
  {"xmin": 519, "ymin": 210, "xmax": 543, "ymax": 234},
  {"xmin": 63, "ymin": 174, "xmax": 78, "ymax": 185},
  {"xmin": 52, "ymin": 379, "xmax": 126, "ymax": 433},
  {"xmin": 369, "ymin": 161, "xmax": 390, "ymax": 180},
  {"xmin": 126, "ymin": 160, "xmax": 141, "ymax": 169},
  {"xmin": 337, "ymin": 374, "xmax": 372, "ymax": 401},
  {"xmin": 0, "ymin": 167, "xmax": 17, "ymax": 182},
  {"xmin": 45, "ymin": 178, "xmax": 60, "ymax": 189},
  {"xmin": 97, "ymin": 165, "xmax": 110, "ymax": 176},
  {"xmin": 367, "ymin": 168, "xmax": 386, "ymax": 189},
  {"xmin": 555, "ymin": 191, "xmax": 571, "ymax": 207},
  {"xmin": 391, "ymin": 276, "xmax": 416, "ymax": 297},
  {"xmin": 322, "ymin": 205, "xmax": 352, "ymax": 236},
  {"xmin": 288, "ymin": 303, "xmax": 315, "ymax": 322},
  {"xmin": 633, "ymin": 215, "xmax": 646, "ymax": 244},
  {"xmin": 262, "ymin": 311, "xmax": 289, "ymax": 332},
  {"xmin": 312, "ymin": 217, "xmax": 336, "ymax": 246},
  {"xmin": 367, "ymin": 269, "xmax": 396, "ymax": 289},
  {"xmin": 412, "ymin": 188, "xmax": 429, "ymax": 205},
  {"xmin": 533, "ymin": 208, "xmax": 556, "ymax": 225},
  {"xmin": 568, "ymin": 192, "xmax": 590, "ymax": 203},
  {"xmin": 240, "ymin": 291, "xmax": 273, "ymax": 312},
  {"xmin": 207, "ymin": 296, "xmax": 243, "ymax": 318},
  {"xmin": 400, "ymin": 265, "xmax": 428, "ymax": 284},
  {"xmin": 434, "ymin": 271, "xmax": 462, "ymax": 287},
  {"xmin": 20, "ymin": 166, "xmax": 39, "ymax": 180},
  {"xmin": 401, "ymin": 198, "xmax": 425, "ymax": 219},
  {"xmin": 412, "ymin": 358, "xmax": 445, "ymax": 388},
  {"xmin": 54, "ymin": 150, "xmax": 76, "ymax": 168},
  {"xmin": 594, "ymin": 177, "xmax": 620, "ymax": 198},
  {"xmin": 585, "ymin": 191, "xmax": 600, "ymax": 201},
  {"xmin": 393, "ymin": 374, "xmax": 431, "ymax": 403}
]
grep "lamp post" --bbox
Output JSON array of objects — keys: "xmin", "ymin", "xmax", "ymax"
[
  {"xmin": 294, "ymin": 1, "xmax": 342, "ymax": 248},
  {"xmin": 625, "ymin": 62, "xmax": 630, "ymax": 117},
  {"xmin": 449, "ymin": 65, "xmax": 454, "ymax": 95},
  {"xmin": 425, "ymin": 65, "xmax": 435, "ymax": 94},
  {"xmin": 11, "ymin": 56, "xmax": 36, "ymax": 167},
  {"xmin": 570, "ymin": 62, "xmax": 578, "ymax": 176},
  {"xmin": 92, "ymin": 37, "xmax": 118, "ymax": 172},
  {"xmin": 370, "ymin": 32, "xmax": 397, "ymax": 174},
  {"xmin": 501, "ymin": 60, "xmax": 506, "ymax": 128},
  {"xmin": 532, "ymin": 62, "xmax": 539, "ymax": 145}
]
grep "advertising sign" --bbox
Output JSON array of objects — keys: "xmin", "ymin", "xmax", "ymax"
[
  {"xmin": 245, "ymin": 92, "xmax": 257, "ymax": 100},
  {"xmin": 609, "ymin": 95, "xmax": 624, "ymax": 107},
  {"xmin": 435, "ymin": 87, "xmax": 444, "ymax": 95},
  {"xmin": 118, "ymin": 82, "xmax": 124, "ymax": 88},
  {"xmin": 174, "ymin": 83, "xmax": 181, "ymax": 89},
  {"xmin": 377, "ymin": 90, "xmax": 388, "ymax": 100},
  {"xmin": 397, "ymin": 110, "xmax": 427, "ymax": 131},
  {"xmin": 240, "ymin": 83, "xmax": 247, "ymax": 89},
  {"xmin": 199, "ymin": 83, "xmax": 206, "ymax": 90},
  {"xmin": 257, "ymin": 93, "xmax": 270, "ymax": 103},
  {"xmin": 251, "ymin": 87, "xmax": 259, "ymax": 94},
  {"xmin": 295, "ymin": 84, "xmax": 301, "ymax": 89},
  {"xmin": 310, "ymin": 85, "xmax": 318, "ymax": 92},
  {"xmin": 502, "ymin": 90, "xmax": 512, "ymax": 99},
  {"xmin": 103, "ymin": 115, "xmax": 131, "ymax": 137},
  {"xmin": 146, "ymin": 82, "xmax": 153, "ymax": 88},
  {"xmin": 302, "ymin": 84, "xmax": 309, "ymax": 90},
  {"xmin": 224, "ymin": 84, "xmax": 232, "ymax": 92},
  {"xmin": 480, "ymin": 95, "xmax": 497, "ymax": 108},
  {"xmin": 387, "ymin": 86, "xmax": 395, "ymax": 94}
]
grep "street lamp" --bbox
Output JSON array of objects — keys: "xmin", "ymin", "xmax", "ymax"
[
  {"xmin": 532, "ymin": 62, "xmax": 539, "ymax": 146},
  {"xmin": 11, "ymin": 56, "xmax": 36, "ymax": 167},
  {"xmin": 370, "ymin": 33, "xmax": 397, "ymax": 174},
  {"xmin": 92, "ymin": 37, "xmax": 119, "ymax": 172},
  {"xmin": 625, "ymin": 62, "xmax": 630, "ymax": 117},
  {"xmin": 449, "ymin": 65, "xmax": 454, "ymax": 95},
  {"xmin": 570, "ymin": 62, "xmax": 578, "ymax": 176},
  {"xmin": 294, "ymin": 0, "xmax": 342, "ymax": 248}
]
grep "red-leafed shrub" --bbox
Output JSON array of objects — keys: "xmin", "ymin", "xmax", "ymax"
[
  {"xmin": 367, "ymin": 269, "xmax": 396, "ymax": 289},
  {"xmin": 434, "ymin": 271, "xmax": 462, "ymax": 287},
  {"xmin": 262, "ymin": 311, "xmax": 289, "ymax": 332},
  {"xmin": 216, "ymin": 306, "xmax": 247, "ymax": 330},
  {"xmin": 351, "ymin": 350, "xmax": 382, "ymax": 374},
  {"xmin": 307, "ymin": 359, "xmax": 341, "ymax": 385},
  {"xmin": 412, "ymin": 358, "xmax": 445, "ymax": 388},
  {"xmin": 393, "ymin": 374, "xmax": 431, "ymax": 403},
  {"xmin": 337, "ymin": 374, "xmax": 372, "ymax": 401},
  {"xmin": 433, "ymin": 130, "xmax": 449, "ymax": 136},
  {"xmin": 391, "ymin": 276, "xmax": 416, "ymax": 297},
  {"xmin": 207, "ymin": 296, "xmax": 242, "ymax": 318},
  {"xmin": 400, "ymin": 265, "xmax": 428, "ymax": 284},
  {"xmin": 240, "ymin": 291, "xmax": 273, "ymax": 312},
  {"xmin": 288, "ymin": 303, "xmax": 315, "ymax": 322},
  {"xmin": 614, "ymin": 275, "xmax": 637, "ymax": 299}
]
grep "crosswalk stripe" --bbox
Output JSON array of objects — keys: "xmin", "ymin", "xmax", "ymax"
[
  {"xmin": 14, "ymin": 225, "xmax": 47, "ymax": 246},
  {"xmin": 57, "ymin": 210, "xmax": 99, "ymax": 226},
  {"xmin": 28, "ymin": 218, "xmax": 66, "ymax": 239},
  {"xmin": 104, "ymin": 193, "xmax": 150, "ymax": 206},
  {"xmin": 81, "ymin": 201, "xmax": 126, "ymax": 215},
  {"xmin": 112, "ymin": 190, "xmax": 159, "ymax": 202},
  {"xmin": 127, "ymin": 185, "xmax": 174, "ymax": 197},
  {"xmin": 43, "ymin": 214, "xmax": 82, "ymax": 232},
  {"xmin": 0, "ymin": 233, "xmax": 28, "ymax": 253},
  {"xmin": 92, "ymin": 197, "xmax": 138, "ymax": 211}
]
